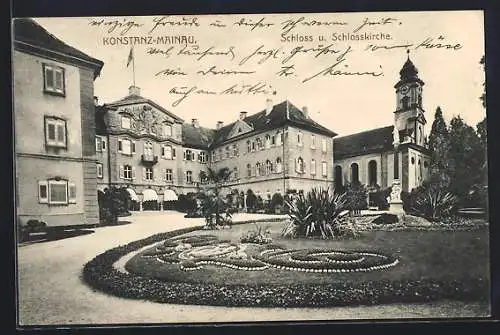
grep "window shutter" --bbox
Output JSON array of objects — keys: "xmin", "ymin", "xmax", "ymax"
[
  {"xmin": 68, "ymin": 182, "xmax": 77, "ymax": 203},
  {"xmin": 143, "ymin": 167, "xmax": 147, "ymax": 180},
  {"xmin": 119, "ymin": 165, "xmax": 124, "ymax": 179},
  {"xmin": 102, "ymin": 138, "xmax": 106, "ymax": 151},
  {"xmin": 162, "ymin": 168, "xmax": 166, "ymax": 181},
  {"xmin": 132, "ymin": 166, "xmax": 136, "ymax": 179},
  {"xmin": 161, "ymin": 145, "xmax": 165, "ymax": 157},
  {"xmin": 183, "ymin": 151, "xmax": 186, "ymax": 160},
  {"xmin": 154, "ymin": 168, "xmax": 158, "ymax": 181},
  {"xmin": 118, "ymin": 139, "xmax": 122, "ymax": 152},
  {"xmin": 95, "ymin": 138, "xmax": 100, "ymax": 152},
  {"xmin": 38, "ymin": 180, "xmax": 48, "ymax": 203},
  {"xmin": 172, "ymin": 148, "xmax": 176, "ymax": 158},
  {"xmin": 132, "ymin": 141, "xmax": 136, "ymax": 154}
]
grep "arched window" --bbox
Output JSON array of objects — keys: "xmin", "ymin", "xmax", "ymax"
[
  {"xmin": 265, "ymin": 135, "xmax": 271, "ymax": 149},
  {"xmin": 247, "ymin": 163, "xmax": 252, "ymax": 177},
  {"xmin": 276, "ymin": 157, "xmax": 283, "ymax": 173},
  {"xmin": 256, "ymin": 162, "xmax": 261, "ymax": 176},
  {"xmin": 266, "ymin": 160, "xmax": 273, "ymax": 175},
  {"xmin": 296, "ymin": 157, "xmax": 305, "ymax": 173},
  {"xmin": 351, "ymin": 163, "xmax": 359, "ymax": 183},
  {"xmin": 368, "ymin": 160, "xmax": 377, "ymax": 186},
  {"xmin": 335, "ymin": 166, "xmax": 343, "ymax": 190}
]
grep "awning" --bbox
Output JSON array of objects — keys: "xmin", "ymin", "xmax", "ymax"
[
  {"xmin": 164, "ymin": 189, "xmax": 178, "ymax": 201},
  {"xmin": 126, "ymin": 188, "xmax": 138, "ymax": 201},
  {"xmin": 142, "ymin": 189, "xmax": 158, "ymax": 201}
]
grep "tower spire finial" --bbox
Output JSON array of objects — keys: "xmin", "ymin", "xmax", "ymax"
[{"xmin": 407, "ymin": 49, "xmax": 410, "ymax": 60}]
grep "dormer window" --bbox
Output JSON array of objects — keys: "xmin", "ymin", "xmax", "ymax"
[{"xmin": 121, "ymin": 116, "xmax": 131, "ymax": 129}]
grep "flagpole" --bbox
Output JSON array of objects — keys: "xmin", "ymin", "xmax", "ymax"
[{"xmin": 132, "ymin": 46, "xmax": 136, "ymax": 87}]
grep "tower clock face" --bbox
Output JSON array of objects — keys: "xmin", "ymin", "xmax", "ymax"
[{"xmin": 400, "ymin": 85, "xmax": 409, "ymax": 95}]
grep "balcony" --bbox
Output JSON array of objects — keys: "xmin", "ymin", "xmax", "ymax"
[{"xmin": 141, "ymin": 154, "xmax": 158, "ymax": 165}]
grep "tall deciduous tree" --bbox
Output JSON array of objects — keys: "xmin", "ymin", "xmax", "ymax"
[{"xmin": 428, "ymin": 106, "xmax": 452, "ymax": 187}]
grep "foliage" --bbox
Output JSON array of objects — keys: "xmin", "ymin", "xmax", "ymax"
[
  {"xmin": 240, "ymin": 223, "xmax": 273, "ymax": 244},
  {"xmin": 200, "ymin": 167, "xmax": 233, "ymax": 228},
  {"xmin": 403, "ymin": 182, "xmax": 458, "ymax": 221},
  {"xmin": 282, "ymin": 187, "xmax": 347, "ymax": 239},
  {"xmin": 344, "ymin": 182, "xmax": 368, "ymax": 214},
  {"xmin": 369, "ymin": 187, "xmax": 391, "ymax": 210},
  {"xmin": 98, "ymin": 186, "xmax": 131, "ymax": 223},
  {"xmin": 175, "ymin": 193, "xmax": 198, "ymax": 213},
  {"xmin": 245, "ymin": 189, "xmax": 258, "ymax": 212},
  {"xmin": 428, "ymin": 107, "xmax": 452, "ymax": 188},
  {"xmin": 372, "ymin": 213, "xmax": 399, "ymax": 225}
]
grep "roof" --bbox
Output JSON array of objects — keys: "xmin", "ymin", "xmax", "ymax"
[
  {"xmin": 13, "ymin": 18, "xmax": 104, "ymax": 77},
  {"xmin": 333, "ymin": 125, "xmax": 395, "ymax": 160},
  {"xmin": 106, "ymin": 94, "xmax": 184, "ymax": 123},
  {"xmin": 210, "ymin": 100, "xmax": 337, "ymax": 147},
  {"xmin": 395, "ymin": 54, "xmax": 424, "ymax": 88},
  {"xmin": 182, "ymin": 124, "xmax": 216, "ymax": 150}
]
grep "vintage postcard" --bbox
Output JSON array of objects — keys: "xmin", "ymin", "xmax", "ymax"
[{"xmin": 13, "ymin": 10, "xmax": 489, "ymax": 326}]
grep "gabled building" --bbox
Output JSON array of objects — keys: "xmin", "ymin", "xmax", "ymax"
[
  {"xmin": 333, "ymin": 54, "xmax": 431, "ymax": 203},
  {"xmin": 13, "ymin": 18, "xmax": 104, "ymax": 226},
  {"xmin": 96, "ymin": 89, "xmax": 337, "ymax": 209}
]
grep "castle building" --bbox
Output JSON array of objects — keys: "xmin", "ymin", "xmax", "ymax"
[
  {"xmin": 333, "ymin": 53, "xmax": 431, "ymax": 205},
  {"xmin": 96, "ymin": 91, "xmax": 337, "ymax": 209},
  {"xmin": 13, "ymin": 18, "xmax": 104, "ymax": 227}
]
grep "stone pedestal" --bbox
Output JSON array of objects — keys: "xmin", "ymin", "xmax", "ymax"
[
  {"xmin": 139, "ymin": 201, "xmax": 143, "ymax": 211},
  {"xmin": 160, "ymin": 201, "xmax": 163, "ymax": 211},
  {"xmin": 389, "ymin": 180, "xmax": 404, "ymax": 214}
]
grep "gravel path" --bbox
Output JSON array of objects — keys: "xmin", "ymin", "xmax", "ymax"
[{"xmin": 17, "ymin": 211, "xmax": 490, "ymax": 326}]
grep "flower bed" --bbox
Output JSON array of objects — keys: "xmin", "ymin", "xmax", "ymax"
[{"xmin": 82, "ymin": 227, "xmax": 489, "ymax": 308}]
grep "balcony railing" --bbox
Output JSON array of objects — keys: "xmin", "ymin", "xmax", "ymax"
[{"xmin": 141, "ymin": 154, "xmax": 158, "ymax": 165}]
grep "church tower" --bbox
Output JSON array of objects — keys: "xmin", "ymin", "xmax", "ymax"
[{"xmin": 394, "ymin": 51, "xmax": 427, "ymax": 147}]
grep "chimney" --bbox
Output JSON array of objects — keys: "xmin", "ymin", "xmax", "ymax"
[
  {"xmin": 128, "ymin": 85, "xmax": 141, "ymax": 96},
  {"xmin": 191, "ymin": 118, "xmax": 199, "ymax": 128},
  {"xmin": 302, "ymin": 106, "xmax": 308, "ymax": 118},
  {"xmin": 239, "ymin": 111, "xmax": 247, "ymax": 120},
  {"xmin": 265, "ymin": 98, "xmax": 273, "ymax": 115},
  {"xmin": 216, "ymin": 121, "xmax": 224, "ymax": 130},
  {"xmin": 94, "ymin": 96, "xmax": 99, "ymax": 106}
]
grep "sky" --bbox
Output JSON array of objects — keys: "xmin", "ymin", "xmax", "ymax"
[{"xmin": 32, "ymin": 11, "xmax": 485, "ymax": 137}]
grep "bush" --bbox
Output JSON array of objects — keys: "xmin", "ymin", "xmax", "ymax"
[
  {"xmin": 370, "ymin": 187, "xmax": 391, "ymax": 210},
  {"xmin": 98, "ymin": 186, "xmax": 131, "ymax": 223},
  {"xmin": 372, "ymin": 213, "xmax": 399, "ymax": 225},
  {"xmin": 282, "ymin": 187, "xmax": 347, "ymax": 239},
  {"xmin": 403, "ymin": 182, "xmax": 458, "ymax": 221},
  {"xmin": 245, "ymin": 189, "xmax": 258, "ymax": 212},
  {"xmin": 344, "ymin": 182, "xmax": 368, "ymax": 214},
  {"xmin": 240, "ymin": 223, "xmax": 273, "ymax": 244}
]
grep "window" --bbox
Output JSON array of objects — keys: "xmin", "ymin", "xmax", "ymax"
[
  {"xmin": 121, "ymin": 116, "xmax": 131, "ymax": 129},
  {"xmin": 120, "ymin": 165, "xmax": 133, "ymax": 180},
  {"xmin": 271, "ymin": 135, "xmax": 276, "ymax": 146},
  {"xmin": 233, "ymin": 167, "xmax": 239, "ymax": 180},
  {"xmin": 279, "ymin": 132, "xmax": 284, "ymax": 145},
  {"xmin": 49, "ymin": 180, "xmax": 68, "ymax": 204},
  {"xmin": 247, "ymin": 140, "xmax": 251, "ymax": 153},
  {"xmin": 45, "ymin": 117, "xmax": 66, "ymax": 148},
  {"xmin": 311, "ymin": 135, "xmax": 316, "ymax": 149},
  {"xmin": 186, "ymin": 171, "xmax": 193, "ymax": 184},
  {"xmin": 334, "ymin": 166, "xmax": 343, "ymax": 189},
  {"xmin": 322, "ymin": 138, "xmax": 327, "ymax": 153},
  {"xmin": 296, "ymin": 157, "xmax": 305, "ymax": 173},
  {"xmin": 43, "ymin": 64, "xmax": 65, "ymax": 95},
  {"xmin": 164, "ymin": 124, "xmax": 172, "ymax": 137},
  {"xmin": 38, "ymin": 181, "xmax": 48, "ymax": 203},
  {"xmin": 252, "ymin": 141, "xmax": 256, "ymax": 151},
  {"xmin": 276, "ymin": 157, "xmax": 283, "ymax": 173},
  {"xmin": 163, "ymin": 145, "xmax": 173, "ymax": 159},
  {"xmin": 247, "ymin": 163, "xmax": 252, "ymax": 177},
  {"xmin": 265, "ymin": 135, "xmax": 271, "ymax": 149},
  {"xmin": 172, "ymin": 147, "xmax": 176, "ymax": 158},
  {"xmin": 144, "ymin": 141, "xmax": 153, "ymax": 156},
  {"xmin": 351, "ymin": 163, "xmax": 359, "ymax": 183},
  {"xmin": 256, "ymin": 163, "xmax": 261, "ymax": 177},
  {"xmin": 311, "ymin": 159, "xmax": 316, "ymax": 175},
  {"xmin": 97, "ymin": 163, "xmax": 103, "ymax": 178},
  {"xmin": 233, "ymin": 144, "xmax": 239, "ymax": 157},
  {"xmin": 266, "ymin": 160, "xmax": 273, "ymax": 175},
  {"xmin": 257, "ymin": 138, "xmax": 263, "ymax": 150},
  {"xmin": 165, "ymin": 168, "xmax": 173, "ymax": 182},
  {"xmin": 199, "ymin": 151, "xmax": 207, "ymax": 163},
  {"xmin": 95, "ymin": 137, "xmax": 103, "ymax": 152},
  {"xmin": 118, "ymin": 139, "xmax": 132, "ymax": 155},
  {"xmin": 297, "ymin": 131, "xmax": 303, "ymax": 146},
  {"xmin": 145, "ymin": 167, "xmax": 153, "ymax": 181},
  {"xmin": 184, "ymin": 149, "xmax": 193, "ymax": 161},
  {"xmin": 322, "ymin": 161, "xmax": 328, "ymax": 177},
  {"xmin": 368, "ymin": 160, "xmax": 377, "ymax": 186}
]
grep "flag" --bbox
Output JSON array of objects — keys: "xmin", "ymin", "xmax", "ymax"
[{"xmin": 126, "ymin": 46, "xmax": 134, "ymax": 68}]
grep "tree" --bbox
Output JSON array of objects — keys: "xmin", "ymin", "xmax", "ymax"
[
  {"xmin": 448, "ymin": 116, "xmax": 483, "ymax": 203},
  {"xmin": 199, "ymin": 167, "xmax": 232, "ymax": 227},
  {"xmin": 428, "ymin": 107, "xmax": 452, "ymax": 188},
  {"xmin": 480, "ymin": 56, "xmax": 486, "ymax": 109}
]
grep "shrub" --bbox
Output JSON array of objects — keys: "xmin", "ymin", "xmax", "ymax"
[
  {"xmin": 245, "ymin": 189, "xmax": 258, "ymax": 212},
  {"xmin": 372, "ymin": 213, "xmax": 399, "ymax": 225},
  {"xmin": 344, "ymin": 182, "xmax": 368, "ymax": 215},
  {"xmin": 98, "ymin": 186, "xmax": 131, "ymax": 223},
  {"xmin": 404, "ymin": 182, "xmax": 459, "ymax": 221},
  {"xmin": 370, "ymin": 187, "xmax": 391, "ymax": 210},
  {"xmin": 282, "ymin": 187, "xmax": 347, "ymax": 239}
]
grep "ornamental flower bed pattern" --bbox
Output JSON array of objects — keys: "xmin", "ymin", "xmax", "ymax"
[{"xmin": 82, "ymin": 227, "xmax": 489, "ymax": 308}]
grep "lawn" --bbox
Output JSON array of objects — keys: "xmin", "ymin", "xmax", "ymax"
[{"xmin": 125, "ymin": 222, "xmax": 490, "ymax": 293}]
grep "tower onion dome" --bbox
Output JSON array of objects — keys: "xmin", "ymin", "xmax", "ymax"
[{"xmin": 399, "ymin": 55, "xmax": 419, "ymax": 81}]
